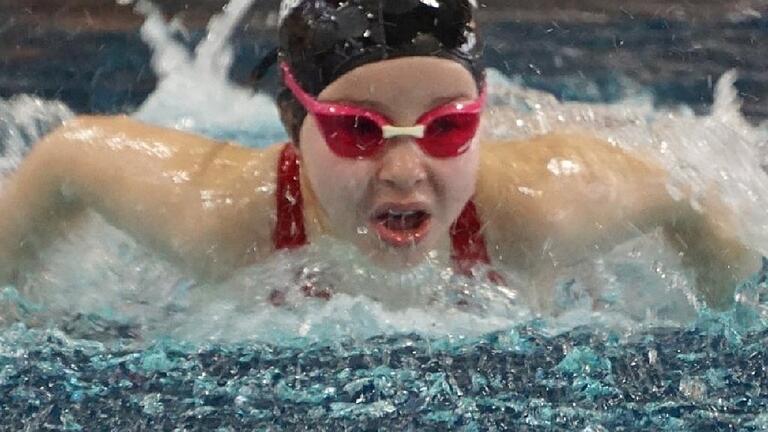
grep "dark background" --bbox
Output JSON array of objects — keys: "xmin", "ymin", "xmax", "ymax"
[{"xmin": 1, "ymin": 0, "xmax": 767, "ymax": 122}]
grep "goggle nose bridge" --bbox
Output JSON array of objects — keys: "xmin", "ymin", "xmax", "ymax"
[{"xmin": 381, "ymin": 125, "xmax": 426, "ymax": 139}]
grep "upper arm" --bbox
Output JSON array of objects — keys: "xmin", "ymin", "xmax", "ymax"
[
  {"xmin": 661, "ymin": 191, "xmax": 761, "ymax": 307},
  {"xmin": 14, "ymin": 115, "xmax": 280, "ymax": 280},
  {"xmin": 474, "ymin": 133, "xmax": 674, "ymax": 270},
  {"xmin": 475, "ymin": 132, "xmax": 761, "ymax": 308}
]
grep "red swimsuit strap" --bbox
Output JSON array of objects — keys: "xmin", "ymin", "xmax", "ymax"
[
  {"xmin": 450, "ymin": 200, "xmax": 491, "ymax": 276},
  {"xmin": 273, "ymin": 143, "xmax": 491, "ymax": 273},
  {"xmin": 273, "ymin": 143, "xmax": 308, "ymax": 250}
]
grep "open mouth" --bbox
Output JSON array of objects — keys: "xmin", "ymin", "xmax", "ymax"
[{"xmin": 371, "ymin": 208, "xmax": 432, "ymax": 248}]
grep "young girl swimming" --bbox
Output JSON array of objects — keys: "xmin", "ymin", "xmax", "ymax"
[{"xmin": 0, "ymin": 0, "xmax": 759, "ymax": 310}]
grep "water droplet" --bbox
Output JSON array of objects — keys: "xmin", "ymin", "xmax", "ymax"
[
  {"xmin": 356, "ymin": 226, "xmax": 369, "ymax": 235},
  {"xmin": 648, "ymin": 348, "xmax": 657, "ymax": 365},
  {"xmin": 679, "ymin": 376, "xmax": 707, "ymax": 400},
  {"xmin": 440, "ymin": 268, "xmax": 454, "ymax": 281}
]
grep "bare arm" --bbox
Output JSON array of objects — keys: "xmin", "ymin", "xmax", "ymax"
[
  {"xmin": 661, "ymin": 194, "xmax": 761, "ymax": 308},
  {"xmin": 0, "ymin": 115, "xmax": 281, "ymax": 283},
  {"xmin": 476, "ymin": 133, "xmax": 760, "ymax": 308}
]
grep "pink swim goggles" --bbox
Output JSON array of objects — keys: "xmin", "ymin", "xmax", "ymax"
[{"xmin": 280, "ymin": 62, "xmax": 486, "ymax": 159}]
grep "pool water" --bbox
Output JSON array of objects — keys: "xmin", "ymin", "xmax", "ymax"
[
  {"xmin": 2, "ymin": 304, "xmax": 768, "ymax": 431},
  {"xmin": 2, "ymin": 1, "xmax": 768, "ymax": 430}
]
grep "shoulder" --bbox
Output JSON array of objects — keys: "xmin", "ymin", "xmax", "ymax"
[
  {"xmin": 474, "ymin": 132, "xmax": 671, "ymax": 269},
  {"xmin": 190, "ymin": 142, "xmax": 287, "ymax": 266},
  {"xmin": 480, "ymin": 132, "xmax": 645, "ymax": 165},
  {"xmin": 194, "ymin": 141, "xmax": 285, "ymax": 193},
  {"xmin": 56, "ymin": 115, "xmax": 288, "ymax": 175},
  {"xmin": 478, "ymin": 132, "xmax": 665, "ymax": 193}
]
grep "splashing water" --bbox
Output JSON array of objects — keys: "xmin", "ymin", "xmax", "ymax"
[
  {"xmin": 0, "ymin": 96, "xmax": 73, "ymax": 180},
  {"xmin": 3, "ymin": 2, "xmax": 768, "ymax": 429},
  {"xmin": 132, "ymin": 0, "xmax": 285, "ymax": 147},
  {"xmin": 1, "ymin": 0, "xmax": 768, "ymax": 345}
]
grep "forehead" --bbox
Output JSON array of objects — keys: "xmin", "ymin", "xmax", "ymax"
[{"xmin": 317, "ymin": 57, "xmax": 479, "ymax": 119}]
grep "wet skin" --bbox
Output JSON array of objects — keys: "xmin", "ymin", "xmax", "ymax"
[{"xmin": 0, "ymin": 57, "xmax": 759, "ymax": 310}]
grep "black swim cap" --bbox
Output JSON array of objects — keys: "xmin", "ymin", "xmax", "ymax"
[{"xmin": 275, "ymin": 0, "xmax": 485, "ymax": 144}]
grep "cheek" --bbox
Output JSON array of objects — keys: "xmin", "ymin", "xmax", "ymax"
[
  {"xmin": 435, "ymin": 142, "xmax": 480, "ymax": 219},
  {"xmin": 299, "ymin": 120, "xmax": 373, "ymax": 222},
  {"xmin": 319, "ymin": 166, "xmax": 371, "ymax": 217}
]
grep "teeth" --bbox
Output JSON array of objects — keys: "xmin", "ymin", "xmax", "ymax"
[{"xmin": 386, "ymin": 210, "xmax": 419, "ymax": 217}]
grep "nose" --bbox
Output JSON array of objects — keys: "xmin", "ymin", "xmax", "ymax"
[{"xmin": 376, "ymin": 139, "xmax": 427, "ymax": 193}]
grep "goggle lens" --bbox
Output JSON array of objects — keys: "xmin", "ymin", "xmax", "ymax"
[
  {"xmin": 315, "ymin": 114, "xmax": 382, "ymax": 158},
  {"xmin": 420, "ymin": 112, "xmax": 480, "ymax": 159}
]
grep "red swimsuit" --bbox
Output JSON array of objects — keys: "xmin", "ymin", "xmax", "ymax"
[{"xmin": 270, "ymin": 144, "xmax": 499, "ymax": 303}]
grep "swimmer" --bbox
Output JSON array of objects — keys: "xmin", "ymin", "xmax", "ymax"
[{"xmin": 0, "ymin": 0, "xmax": 759, "ymax": 310}]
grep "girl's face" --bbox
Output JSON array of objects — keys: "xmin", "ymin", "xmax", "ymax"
[{"xmin": 298, "ymin": 57, "xmax": 481, "ymax": 268}]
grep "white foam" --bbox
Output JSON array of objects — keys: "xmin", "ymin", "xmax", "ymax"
[
  {"xmin": 132, "ymin": 0, "xmax": 285, "ymax": 148},
  {"xmin": 0, "ymin": 95, "xmax": 73, "ymax": 179},
  {"xmin": 279, "ymin": 0, "xmax": 303, "ymax": 24},
  {"xmin": 2, "ymin": 1, "xmax": 768, "ymax": 345}
]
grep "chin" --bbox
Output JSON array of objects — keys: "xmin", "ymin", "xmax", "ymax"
[
  {"xmin": 361, "ymin": 240, "xmax": 433, "ymax": 270},
  {"xmin": 382, "ymin": 250, "xmax": 428, "ymax": 269}
]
